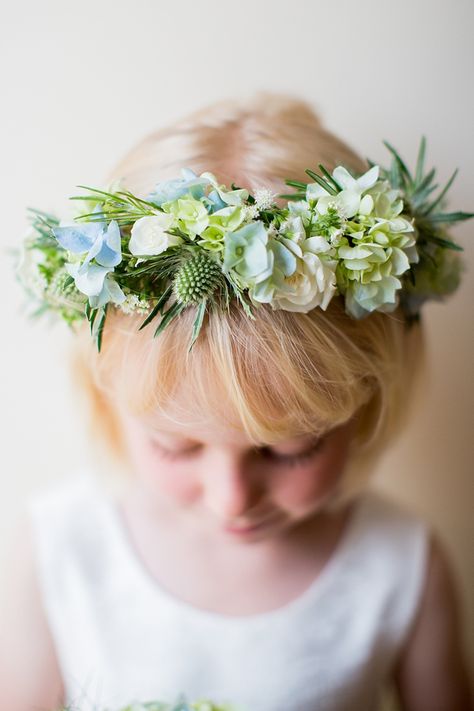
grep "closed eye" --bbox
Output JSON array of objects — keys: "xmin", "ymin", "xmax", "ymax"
[
  {"xmin": 260, "ymin": 440, "xmax": 323, "ymax": 467},
  {"xmin": 150, "ymin": 439, "xmax": 324, "ymax": 467},
  {"xmin": 149, "ymin": 442, "xmax": 201, "ymax": 460}
]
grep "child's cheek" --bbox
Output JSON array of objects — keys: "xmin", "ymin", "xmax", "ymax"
[
  {"xmin": 148, "ymin": 459, "xmax": 200, "ymax": 505},
  {"xmin": 277, "ymin": 452, "xmax": 348, "ymax": 512}
]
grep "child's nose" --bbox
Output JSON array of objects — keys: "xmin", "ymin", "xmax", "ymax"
[{"xmin": 203, "ymin": 450, "xmax": 265, "ymax": 522}]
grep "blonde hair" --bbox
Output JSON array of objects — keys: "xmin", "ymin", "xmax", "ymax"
[{"xmin": 69, "ymin": 92, "xmax": 426, "ymax": 497}]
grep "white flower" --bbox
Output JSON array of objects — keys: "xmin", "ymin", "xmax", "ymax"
[
  {"xmin": 242, "ymin": 204, "xmax": 260, "ymax": 221},
  {"xmin": 129, "ymin": 214, "xmax": 180, "ymax": 256},
  {"xmin": 308, "ymin": 165, "xmax": 380, "ymax": 220},
  {"xmin": 119, "ymin": 294, "xmax": 151, "ymax": 314},
  {"xmin": 267, "ymin": 222, "xmax": 278, "ymax": 238},
  {"xmin": 271, "ymin": 237, "xmax": 338, "ymax": 312},
  {"xmin": 332, "ymin": 164, "xmax": 380, "ymax": 193},
  {"xmin": 288, "ymin": 199, "xmax": 312, "ymax": 225},
  {"xmin": 279, "ymin": 216, "xmax": 306, "ymax": 243},
  {"xmin": 254, "ymin": 187, "xmax": 276, "ymax": 211}
]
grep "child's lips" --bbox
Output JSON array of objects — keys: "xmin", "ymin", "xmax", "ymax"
[{"xmin": 223, "ymin": 516, "xmax": 278, "ymax": 535}]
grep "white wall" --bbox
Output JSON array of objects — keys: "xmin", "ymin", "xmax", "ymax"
[{"xmin": 2, "ymin": 0, "xmax": 473, "ymax": 705}]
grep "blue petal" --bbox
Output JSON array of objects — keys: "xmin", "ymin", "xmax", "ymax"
[
  {"xmin": 146, "ymin": 171, "xmax": 210, "ymax": 206},
  {"xmin": 73, "ymin": 262, "xmax": 111, "ymax": 296},
  {"xmin": 52, "ymin": 222, "xmax": 104, "ymax": 254},
  {"xmin": 88, "ymin": 274, "xmax": 125, "ymax": 308},
  {"xmin": 181, "ymin": 168, "xmax": 198, "ymax": 180},
  {"xmin": 95, "ymin": 221, "xmax": 122, "ymax": 268},
  {"xmin": 207, "ymin": 189, "xmax": 227, "ymax": 212}
]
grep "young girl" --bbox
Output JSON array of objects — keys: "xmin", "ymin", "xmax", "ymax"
[{"xmin": 2, "ymin": 93, "xmax": 472, "ymax": 711}]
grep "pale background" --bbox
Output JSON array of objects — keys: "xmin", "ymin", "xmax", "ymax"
[{"xmin": 1, "ymin": 0, "xmax": 473, "ymax": 707}]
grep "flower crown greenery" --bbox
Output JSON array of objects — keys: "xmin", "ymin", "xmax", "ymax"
[
  {"xmin": 61, "ymin": 693, "xmax": 236, "ymax": 711},
  {"xmin": 15, "ymin": 137, "xmax": 472, "ymax": 353}
]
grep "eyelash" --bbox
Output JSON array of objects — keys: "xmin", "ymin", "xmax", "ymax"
[{"xmin": 150, "ymin": 440, "xmax": 322, "ymax": 467}]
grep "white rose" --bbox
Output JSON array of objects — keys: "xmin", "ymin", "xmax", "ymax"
[
  {"xmin": 272, "ymin": 239, "xmax": 337, "ymax": 312},
  {"xmin": 129, "ymin": 214, "xmax": 180, "ymax": 256}
]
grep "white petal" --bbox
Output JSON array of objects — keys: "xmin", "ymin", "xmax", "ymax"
[
  {"xmin": 332, "ymin": 166, "xmax": 357, "ymax": 190},
  {"xmin": 306, "ymin": 182, "xmax": 330, "ymax": 201},
  {"xmin": 356, "ymin": 165, "xmax": 380, "ymax": 191}
]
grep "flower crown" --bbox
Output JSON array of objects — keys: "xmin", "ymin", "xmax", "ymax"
[{"xmin": 15, "ymin": 137, "xmax": 472, "ymax": 352}]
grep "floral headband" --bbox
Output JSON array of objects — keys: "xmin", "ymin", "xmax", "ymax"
[{"xmin": 15, "ymin": 137, "xmax": 472, "ymax": 352}]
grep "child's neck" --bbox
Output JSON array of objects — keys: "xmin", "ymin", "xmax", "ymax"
[{"xmin": 115, "ymin": 483, "xmax": 357, "ymax": 616}]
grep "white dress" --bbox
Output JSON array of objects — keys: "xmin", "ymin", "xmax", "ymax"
[{"xmin": 26, "ymin": 467, "xmax": 429, "ymax": 711}]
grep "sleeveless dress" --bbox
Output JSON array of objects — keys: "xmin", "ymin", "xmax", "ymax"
[{"xmin": 26, "ymin": 467, "xmax": 429, "ymax": 711}]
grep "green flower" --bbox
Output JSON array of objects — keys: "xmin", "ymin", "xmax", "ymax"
[
  {"xmin": 162, "ymin": 197, "xmax": 209, "ymax": 237},
  {"xmin": 197, "ymin": 206, "xmax": 246, "ymax": 253},
  {"xmin": 335, "ymin": 220, "xmax": 418, "ymax": 316}
]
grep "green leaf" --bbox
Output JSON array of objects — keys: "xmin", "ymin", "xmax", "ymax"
[
  {"xmin": 390, "ymin": 158, "xmax": 403, "ymax": 189},
  {"xmin": 188, "ymin": 299, "xmax": 207, "ymax": 352},
  {"xmin": 428, "ymin": 211, "xmax": 474, "ymax": 224},
  {"xmin": 277, "ymin": 192, "xmax": 306, "ymax": 201},
  {"xmin": 95, "ymin": 305, "xmax": 108, "ymax": 353},
  {"xmin": 318, "ymin": 163, "xmax": 343, "ymax": 192},
  {"xmin": 116, "ymin": 190, "xmax": 161, "ymax": 210},
  {"xmin": 89, "ymin": 307, "xmax": 99, "ymax": 334},
  {"xmin": 138, "ymin": 285, "xmax": 173, "ymax": 330},
  {"xmin": 382, "ymin": 140, "xmax": 413, "ymax": 187},
  {"xmin": 284, "ymin": 179, "xmax": 308, "ymax": 189},
  {"xmin": 422, "ymin": 168, "xmax": 459, "ymax": 216},
  {"xmin": 227, "ymin": 278, "xmax": 255, "ymax": 320},
  {"xmin": 414, "ymin": 135, "xmax": 427, "ymax": 184},
  {"xmin": 412, "ymin": 167, "xmax": 436, "ymax": 199},
  {"xmin": 410, "ymin": 182, "xmax": 439, "ymax": 210},
  {"xmin": 153, "ymin": 300, "xmax": 186, "ymax": 338},
  {"xmin": 74, "ymin": 185, "xmax": 120, "ymax": 200},
  {"xmin": 305, "ymin": 170, "xmax": 337, "ymax": 195},
  {"xmin": 428, "ymin": 234, "xmax": 464, "ymax": 251}
]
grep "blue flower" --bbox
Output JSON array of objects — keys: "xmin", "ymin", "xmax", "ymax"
[
  {"xmin": 52, "ymin": 217, "xmax": 122, "ymax": 269},
  {"xmin": 146, "ymin": 168, "xmax": 210, "ymax": 206},
  {"xmin": 53, "ymin": 211, "xmax": 125, "ymax": 308},
  {"xmin": 65, "ymin": 261, "xmax": 126, "ymax": 308}
]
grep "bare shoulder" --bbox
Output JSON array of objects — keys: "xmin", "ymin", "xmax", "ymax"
[
  {"xmin": 0, "ymin": 509, "xmax": 65, "ymax": 711},
  {"xmin": 393, "ymin": 531, "xmax": 473, "ymax": 711}
]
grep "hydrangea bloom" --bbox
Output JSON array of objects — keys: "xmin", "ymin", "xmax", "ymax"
[
  {"xmin": 162, "ymin": 197, "xmax": 210, "ymax": 237},
  {"xmin": 197, "ymin": 205, "xmax": 246, "ymax": 252},
  {"xmin": 333, "ymin": 176, "xmax": 419, "ymax": 316},
  {"xmin": 146, "ymin": 168, "xmax": 210, "ymax": 206},
  {"xmin": 223, "ymin": 221, "xmax": 273, "ymax": 283}
]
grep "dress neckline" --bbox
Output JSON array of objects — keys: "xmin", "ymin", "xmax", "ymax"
[{"xmin": 94, "ymin": 476, "xmax": 367, "ymax": 627}]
